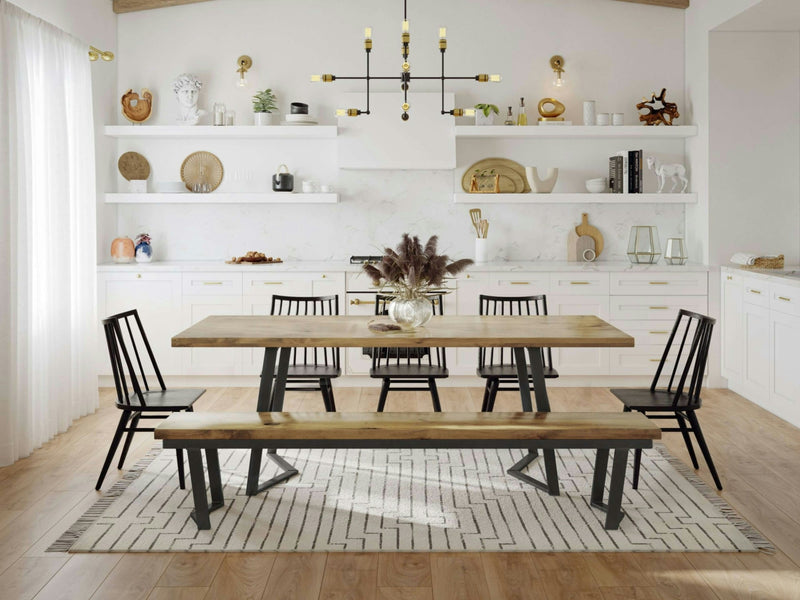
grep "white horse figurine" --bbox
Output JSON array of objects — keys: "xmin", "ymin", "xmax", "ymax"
[{"xmin": 647, "ymin": 156, "xmax": 688, "ymax": 193}]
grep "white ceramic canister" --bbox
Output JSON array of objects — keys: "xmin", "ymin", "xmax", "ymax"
[{"xmin": 583, "ymin": 101, "xmax": 596, "ymax": 126}]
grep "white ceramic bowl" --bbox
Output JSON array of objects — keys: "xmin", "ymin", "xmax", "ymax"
[
  {"xmin": 157, "ymin": 181, "xmax": 188, "ymax": 193},
  {"xmin": 585, "ymin": 178, "xmax": 608, "ymax": 193}
]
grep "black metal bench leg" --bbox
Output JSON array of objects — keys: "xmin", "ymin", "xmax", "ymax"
[
  {"xmin": 687, "ymin": 411, "xmax": 723, "ymax": 491},
  {"xmin": 176, "ymin": 448, "xmax": 186, "ymax": 489},
  {"xmin": 95, "ymin": 411, "xmax": 129, "ymax": 490},
  {"xmin": 429, "ymin": 379, "xmax": 442, "ymax": 412},
  {"xmin": 605, "ymin": 448, "xmax": 629, "ymax": 530},
  {"xmin": 187, "ymin": 449, "xmax": 211, "ymax": 530},
  {"xmin": 117, "ymin": 413, "xmax": 140, "ymax": 469},
  {"xmin": 590, "ymin": 448, "xmax": 610, "ymax": 508},
  {"xmin": 205, "ymin": 449, "xmax": 225, "ymax": 510}
]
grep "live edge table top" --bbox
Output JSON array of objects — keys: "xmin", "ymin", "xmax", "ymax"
[{"xmin": 171, "ymin": 315, "xmax": 634, "ymax": 349}]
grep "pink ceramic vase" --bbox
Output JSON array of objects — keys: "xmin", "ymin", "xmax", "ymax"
[{"xmin": 111, "ymin": 236, "xmax": 135, "ymax": 263}]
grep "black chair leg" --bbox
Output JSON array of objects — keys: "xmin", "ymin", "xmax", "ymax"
[
  {"xmin": 117, "ymin": 413, "xmax": 140, "ymax": 470},
  {"xmin": 176, "ymin": 448, "xmax": 186, "ymax": 489},
  {"xmin": 96, "ymin": 411, "xmax": 129, "ymax": 490},
  {"xmin": 325, "ymin": 379, "xmax": 336, "ymax": 412},
  {"xmin": 632, "ymin": 448, "xmax": 642, "ymax": 489},
  {"xmin": 319, "ymin": 378, "xmax": 332, "ymax": 412},
  {"xmin": 687, "ymin": 411, "xmax": 723, "ymax": 491},
  {"xmin": 676, "ymin": 413, "xmax": 700, "ymax": 470},
  {"xmin": 377, "ymin": 379, "xmax": 390, "ymax": 412},
  {"xmin": 487, "ymin": 378, "xmax": 500, "ymax": 412},
  {"xmin": 429, "ymin": 379, "xmax": 442, "ymax": 412},
  {"xmin": 480, "ymin": 381, "xmax": 492, "ymax": 412}
]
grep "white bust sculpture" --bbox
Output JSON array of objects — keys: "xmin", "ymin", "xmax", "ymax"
[{"xmin": 172, "ymin": 73, "xmax": 205, "ymax": 125}]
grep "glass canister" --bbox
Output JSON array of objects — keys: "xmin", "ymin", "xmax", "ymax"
[
  {"xmin": 627, "ymin": 226, "xmax": 661, "ymax": 264},
  {"xmin": 664, "ymin": 237, "xmax": 688, "ymax": 265},
  {"xmin": 213, "ymin": 102, "xmax": 226, "ymax": 126}
]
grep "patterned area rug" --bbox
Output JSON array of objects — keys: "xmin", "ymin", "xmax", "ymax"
[{"xmin": 50, "ymin": 445, "xmax": 772, "ymax": 553}]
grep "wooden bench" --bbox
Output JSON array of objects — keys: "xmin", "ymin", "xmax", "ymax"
[{"xmin": 155, "ymin": 411, "xmax": 661, "ymax": 531}]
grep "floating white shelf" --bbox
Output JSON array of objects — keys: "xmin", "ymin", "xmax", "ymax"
[
  {"xmin": 453, "ymin": 193, "xmax": 697, "ymax": 204},
  {"xmin": 454, "ymin": 125, "xmax": 698, "ymax": 139},
  {"xmin": 105, "ymin": 192, "xmax": 340, "ymax": 204},
  {"xmin": 104, "ymin": 125, "xmax": 338, "ymax": 139}
]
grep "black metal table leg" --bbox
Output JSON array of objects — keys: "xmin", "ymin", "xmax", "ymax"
[
  {"xmin": 187, "ymin": 449, "xmax": 211, "ymax": 530},
  {"xmin": 248, "ymin": 347, "xmax": 299, "ymax": 496},
  {"xmin": 205, "ymin": 449, "xmax": 225, "ymax": 512},
  {"xmin": 604, "ymin": 448, "xmax": 629, "ymax": 530},
  {"xmin": 590, "ymin": 448, "xmax": 610, "ymax": 509}
]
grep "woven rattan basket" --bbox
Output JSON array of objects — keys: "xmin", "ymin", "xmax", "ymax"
[{"xmin": 742, "ymin": 255, "xmax": 784, "ymax": 269}]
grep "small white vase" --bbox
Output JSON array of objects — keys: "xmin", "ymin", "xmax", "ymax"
[
  {"xmin": 524, "ymin": 167, "xmax": 559, "ymax": 193},
  {"xmin": 475, "ymin": 238, "xmax": 489, "ymax": 263},
  {"xmin": 254, "ymin": 112, "xmax": 274, "ymax": 126},
  {"xmin": 475, "ymin": 111, "xmax": 495, "ymax": 126},
  {"xmin": 583, "ymin": 101, "xmax": 596, "ymax": 126}
]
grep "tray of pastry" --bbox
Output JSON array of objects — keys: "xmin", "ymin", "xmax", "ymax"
[{"xmin": 226, "ymin": 251, "xmax": 283, "ymax": 264}]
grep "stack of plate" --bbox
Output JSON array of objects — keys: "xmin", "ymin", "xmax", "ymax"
[{"xmin": 283, "ymin": 114, "xmax": 318, "ymax": 126}]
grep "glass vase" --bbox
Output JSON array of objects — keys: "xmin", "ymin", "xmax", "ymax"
[
  {"xmin": 664, "ymin": 238, "xmax": 688, "ymax": 265},
  {"xmin": 387, "ymin": 294, "xmax": 434, "ymax": 330},
  {"xmin": 627, "ymin": 226, "xmax": 661, "ymax": 264}
]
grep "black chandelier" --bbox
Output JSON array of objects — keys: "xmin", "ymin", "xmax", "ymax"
[{"xmin": 311, "ymin": 0, "xmax": 501, "ymax": 121}]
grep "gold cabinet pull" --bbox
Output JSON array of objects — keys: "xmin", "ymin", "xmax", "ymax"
[
  {"xmin": 350, "ymin": 298, "xmax": 376, "ymax": 305},
  {"xmin": 570, "ymin": 281, "xmax": 590, "ymax": 285},
  {"xmin": 321, "ymin": 274, "xmax": 327, "ymax": 278},
  {"xmin": 649, "ymin": 306, "xmax": 669, "ymax": 310},
  {"xmin": 510, "ymin": 281, "xmax": 530, "ymax": 285},
  {"xmin": 136, "ymin": 274, "xmax": 142, "ymax": 279},
  {"xmin": 726, "ymin": 275, "xmax": 733, "ymax": 280},
  {"xmin": 202, "ymin": 281, "xmax": 223, "ymax": 285},
  {"xmin": 261, "ymin": 281, "xmax": 282, "ymax": 285},
  {"xmin": 778, "ymin": 296, "xmax": 791, "ymax": 302},
  {"xmin": 749, "ymin": 289, "xmax": 762, "ymax": 295},
  {"xmin": 649, "ymin": 281, "xmax": 669, "ymax": 285},
  {"xmin": 649, "ymin": 330, "xmax": 670, "ymax": 334},
  {"xmin": 466, "ymin": 274, "xmax": 471, "ymax": 279},
  {"xmin": 649, "ymin": 358, "xmax": 661, "ymax": 362}
]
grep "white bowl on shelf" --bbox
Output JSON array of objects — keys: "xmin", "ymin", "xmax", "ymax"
[
  {"xmin": 156, "ymin": 181, "xmax": 188, "ymax": 193},
  {"xmin": 585, "ymin": 178, "xmax": 608, "ymax": 194}
]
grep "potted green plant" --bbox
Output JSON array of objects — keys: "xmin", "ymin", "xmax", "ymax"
[
  {"xmin": 474, "ymin": 103, "xmax": 499, "ymax": 126},
  {"xmin": 252, "ymin": 88, "xmax": 277, "ymax": 125}
]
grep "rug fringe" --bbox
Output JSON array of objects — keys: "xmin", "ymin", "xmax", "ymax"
[
  {"xmin": 46, "ymin": 445, "xmax": 163, "ymax": 552},
  {"xmin": 653, "ymin": 444, "xmax": 775, "ymax": 555}
]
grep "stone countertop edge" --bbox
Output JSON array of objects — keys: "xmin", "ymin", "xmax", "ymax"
[
  {"xmin": 98, "ymin": 260, "xmax": 712, "ymax": 273},
  {"xmin": 722, "ymin": 264, "xmax": 800, "ymax": 287}
]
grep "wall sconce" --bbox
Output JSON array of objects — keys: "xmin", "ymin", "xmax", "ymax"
[
  {"xmin": 236, "ymin": 55, "xmax": 252, "ymax": 87},
  {"xmin": 550, "ymin": 55, "xmax": 566, "ymax": 87},
  {"xmin": 88, "ymin": 45, "xmax": 114, "ymax": 61}
]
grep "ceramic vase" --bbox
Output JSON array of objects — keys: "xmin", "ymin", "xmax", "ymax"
[
  {"xmin": 525, "ymin": 167, "xmax": 559, "ymax": 193},
  {"xmin": 475, "ymin": 111, "xmax": 495, "ymax": 126},
  {"xmin": 135, "ymin": 242, "xmax": 152, "ymax": 263},
  {"xmin": 475, "ymin": 238, "xmax": 489, "ymax": 263},
  {"xmin": 254, "ymin": 112, "xmax": 274, "ymax": 126},
  {"xmin": 583, "ymin": 101, "xmax": 596, "ymax": 126},
  {"xmin": 388, "ymin": 294, "xmax": 434, "ymax": 330},
  {"xmin": 110, "ymin": 236, "xmax": 135, "ymax": 263}
]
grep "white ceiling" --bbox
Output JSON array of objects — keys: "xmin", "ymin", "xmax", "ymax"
[{"xmin": 716, "ymin": 0, "xmax": 800, "ymax": 32}]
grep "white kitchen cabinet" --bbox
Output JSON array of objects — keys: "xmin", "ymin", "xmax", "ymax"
[
  {"xmin": 182, "ymin": 296, "xmax": 243, "ymax": 375},
  {"xmin": 98, "ymin": 272, "xmax": 183, "ymax": 375},
  {"xmin": 770, "ymin": 310, "xmax": 800, "ymax": 424},
  {"xmin": 721, "ymin": 271, "xmax": 744, "ymax": 384},
  {"xmin": 740, "ymin": 300, "xmax": 771, "ymax": 404},
  {"xmin": 453, "ymin": 273, "xmax": 488, "ymax": 376},
  {"xmin": 550, "ymin": 295, "xmax": 611, "ymax": 375},
  {"xmin": 610, "ymin": 272, "xmax": 708, "ymax": 296}
]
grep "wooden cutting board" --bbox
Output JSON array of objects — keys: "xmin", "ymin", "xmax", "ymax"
[
  {"xmin": 575, "ymin": 213, "xmax": 604, "ymax": 258},
  {"xmin": 461, "ymin": 158, "xmax": 530, "ymax": 193}
]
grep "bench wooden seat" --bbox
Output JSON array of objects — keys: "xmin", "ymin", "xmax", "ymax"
[{"xmin": 156, "ymin": 411, "xmax": 660, "ymax": 532}]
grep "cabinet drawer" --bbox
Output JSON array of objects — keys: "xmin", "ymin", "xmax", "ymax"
[
  {"xmin": 743, "ymin": 281, "xmax": 770, "ymax": 307},
  {"xmin": 491, "ymin": 274, "xmax": 550, "ymax": 296},
  {"xmin": 550, "ymin": 273, "xmax": 610, "ymax": 295},
  {"xmin": 243, "ymin": 273, "xmax": 313, "ymax": 297},
  {"xmin": 346, "ymin": 271, "xmax": 383, "ymax": 292},
  {"xmin": 611, "ymin": 272, "xmax": 707, "ymax": 296},
  {"xmin": 609, "ymin": 346, "xmax": 675, "ymax": 376},
  {"xmin": 610, "ymin": 320, "xmax": 675, "ymax": 347},
  {"xmin": 610, "ymin": 296, "xmax": 707, "ymax": 320},
  {"xmin": 770, "ymin": 282, "xmax": 800, "ymax": 316},
  {"xmin": 182, "ymin": 272, "xmax": 242, "ymax": 295}
]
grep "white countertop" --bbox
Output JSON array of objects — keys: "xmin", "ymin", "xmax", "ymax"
[
  {"xmin": 722, "ymin": 264, "xmax": 800, "ymax": 287},
  {"xmin": 98, "ymin": 260, "xmax": 711, "ymax": 273}
]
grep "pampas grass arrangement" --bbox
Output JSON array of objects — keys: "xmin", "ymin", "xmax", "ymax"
[{"xmin": 363, "ymin": 234, "xmax": 473, "ymax": 298}]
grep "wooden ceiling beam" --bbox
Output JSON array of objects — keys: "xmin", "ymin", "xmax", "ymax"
[
  {"xmin": 613, "ymin": 0, "xmax": 689, "ymax": 8},
  {"xmin": 113, "ymin": 0, "xmax": 215, "ymax": 14}
]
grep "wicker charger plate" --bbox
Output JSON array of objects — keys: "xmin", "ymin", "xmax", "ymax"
[
  {"xmin": 462, "ymin": 157, "xmax": 530, "ymax": 193},
  {"xmin": 180, "ymin": 151, "xmax": 224, "ymax": 192},
  {"xmin": 117, "ymin": 152, "xmax": 150, "ymax": 181}
]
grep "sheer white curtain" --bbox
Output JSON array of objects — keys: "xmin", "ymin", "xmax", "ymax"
[{"xmin": 0, "ymin": 0, "xmax": 98, "ymax": 466}]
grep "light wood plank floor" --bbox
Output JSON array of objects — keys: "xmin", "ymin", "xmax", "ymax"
[{"xmin": 0, "ymin": 386, "xmax": 799, "ymax": 600}]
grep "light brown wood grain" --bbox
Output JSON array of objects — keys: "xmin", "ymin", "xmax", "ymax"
[
  {"xmin": 171, "ymin": 315, "xmax": 634, "ymax": 349},
  {"xmin": 154, "ymin": 411, "xmax": 661, "ymax": 442},
  {"xmin": 113, "ymin": 0, "xmax": 214, "ymax": 13},
  {"xmin": 481, "ymin": 553, "xmax": 545, "ymax": 600},
  {"xmin": 32, "ymin": 554, "xmax": 123, "ymax": 600},
  {"xmin": 430, "ymin": 554, "xmax": 491, "ymax": 600},
  {"xmin": 320, "ymin": 553, "xmax": 377, "ymax": 600},
  {"xmin": 156, "ymin": 553, "xmax": 223, "ymax": 587},
  {"xmin": 90, "ymin": 554, "xmax": 173, "ymax": 600},
  {"xmin": 378, "ymin": 553, "xmax": 431, "ymax": 588},
  {"xmin": 614, "ymin": 0, "xmax": 689, "ymax": 8},
  {"xmin": 0, "ymin": 556, "xmax": 68, "ymax": 600},
  {"xmin": 204, "ymin": 554, "xmax": 274, "ymax": 600},
  {"xmin": 261, "ymin": 553, "xmax": 326, "ymax": 600},
  {"xmin": 378, "ymin": 588, "xmax": 433, "ymax": 600},
  {"xmin": 147, "ymin": 588, "xmax": 209, "ymax": 600}
]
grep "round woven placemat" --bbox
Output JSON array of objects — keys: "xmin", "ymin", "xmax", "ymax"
[
  {"xmin": 180, "ymin": 151, "xmax": 224, "ymax": 191},
  {"xmin": 117, "ymin": 152, "xmax": 150, "ymax": 181}
]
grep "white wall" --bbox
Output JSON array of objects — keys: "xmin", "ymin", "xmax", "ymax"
[
  {"xmin": 709, "ymin": 31, "xmax": 800, "ymax": 266},
  {"xmin": 112, "ymin": 0, "xmax": 688, "ymax": 262}
]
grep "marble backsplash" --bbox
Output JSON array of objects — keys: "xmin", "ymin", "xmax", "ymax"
[{"xmin": 115, "ymin": 170, "xmax": 686, "ymax": 263}]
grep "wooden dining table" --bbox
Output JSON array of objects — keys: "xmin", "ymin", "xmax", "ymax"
[{"xmin": 172, "ymin": 314, "xmax": 634, "ymax": 496}]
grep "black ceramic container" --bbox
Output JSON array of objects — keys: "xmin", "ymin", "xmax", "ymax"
[
  {"xmin": 272, "ymin": 164, "xmax": 294, "ymax": 192},
  {"xmin": 290, "ymin": 102, "xmax": 309, "ymax": 115}
]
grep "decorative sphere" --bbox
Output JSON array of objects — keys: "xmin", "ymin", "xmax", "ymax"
[{"xmin": 401, "ymin": 112, "xmax": 409, "ymax": 121}]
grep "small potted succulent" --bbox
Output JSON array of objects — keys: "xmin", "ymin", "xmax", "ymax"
[
  {"xmin": 363, "ymin": 234, "xmax": 473, "ymax": 329},
  {"xmin": 474, "ymin": 103, "xmax": 499, "ymax": 126},
  {"xmin": 252, "ymin": 88, "xmax": 277, "ymax": 125}
]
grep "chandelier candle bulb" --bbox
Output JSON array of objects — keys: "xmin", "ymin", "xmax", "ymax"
[
  {"xmin": 402, "ymin": 19, "xmax": 409, "ymax": 33},
  {"xmin": 364, "ymin": 27, "xmax": 372, "ymax": 40},
  {"xmin": 489, "ymin": 74, "xmax": 502, "ymax": 82},
  {"xmin": 439, "ymin": 27, "xmax": 447, "ymax": 39}
]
